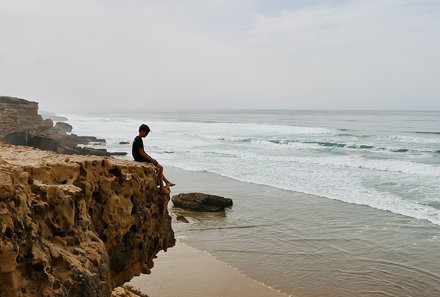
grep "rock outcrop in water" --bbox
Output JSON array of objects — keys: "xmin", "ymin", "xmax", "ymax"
[
  {"xmin": 172, "ymin": 193, "xmax": 233, "ymax": 212},
  {"xmin": 0, "ymin": 144, "xmax": 175, "ymax": 297},
  {"xmin": 54, "ymin": 122, "xmax": 73, "ymax": 133},
  {"xmin": 0, "ymin": 96, "xmax": 123, "ymax": 156}
]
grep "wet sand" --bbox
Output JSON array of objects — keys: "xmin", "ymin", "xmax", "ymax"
[{"xmin": 128, "ymin": 242, "xmax": 287, "ymax": 297}]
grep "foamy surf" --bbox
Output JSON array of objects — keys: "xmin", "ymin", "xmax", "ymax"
[{"xmin": 65, "ymin": 110, "xmax": 440, "ymax": 225}]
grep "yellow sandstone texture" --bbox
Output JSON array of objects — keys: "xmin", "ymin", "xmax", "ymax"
[
  {"xmin": 0, "ymin": 144, "xmax": 175, "ymax": 297},
  {"xmin": 111, "ymin": 287, "xmax": 140, "ymax": 297}
]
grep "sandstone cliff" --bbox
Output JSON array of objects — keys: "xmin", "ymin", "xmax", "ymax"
[
  {"xmin": 0, "ymin": 144, "xmax": 175, "ymax": 297},
  {"xmin": 0, "ymin": 96, "xmax": 121, "ymax": 156},
  {"xmin": 0, "ymin": 96, "xmax": 53, "ymax": 137},
  {"xmin": 0, "ymin": 97, "xmax": 52, "ymax": 138}
]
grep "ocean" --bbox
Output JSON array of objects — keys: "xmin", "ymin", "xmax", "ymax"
[{"xmin": 64, "ymin": 110, "xmax": 440, "ymax": 296}]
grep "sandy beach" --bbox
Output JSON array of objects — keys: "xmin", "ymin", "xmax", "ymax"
[{"xmin": 128, "ymin": 242, "xmax": 287, "ymax": 297}]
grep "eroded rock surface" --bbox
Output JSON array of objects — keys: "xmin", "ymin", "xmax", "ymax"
[
  {"xmin": 0, "ymin": 106, "xmax": 20, "ymax": 137},
  {"xmin": 0, "ymin": 144, "xmax": 175, "ymax": 297}
]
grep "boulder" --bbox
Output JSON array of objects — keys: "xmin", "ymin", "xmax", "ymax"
[
  {"xmin": 176, "ymin": 215, "xmax": 190, "ymax": 223},
  {"xmin": 172, "ymin": 193, "xmax": 233, "ymax": 212},
  {"xmin": 74, "ymin": 135, "xmax": 106, "ymax": 144},
  {"xmin": 54, "ymin": 121, "xmax": 73, "ymax": 133}
]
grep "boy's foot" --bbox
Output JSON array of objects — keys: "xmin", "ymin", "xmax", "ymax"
[{"xmin": 160, "ymin": 187, "xmax": 170, "ymax": 194}]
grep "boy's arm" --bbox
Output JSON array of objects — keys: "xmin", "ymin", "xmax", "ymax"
[{"xmin": 139, "ymin": 148, "xmax": 158, "ymax": 165}]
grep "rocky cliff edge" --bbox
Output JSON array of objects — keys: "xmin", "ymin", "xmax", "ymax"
[
  {"xmin": 0, "ymin": 144, "xmax": 175, "ymax": 297},
  {"xmin": 0, "ymin": 96, "xmax": 122, "ymax": 157}
]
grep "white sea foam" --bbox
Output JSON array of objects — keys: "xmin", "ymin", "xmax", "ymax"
[
  {"xmin": 385, "ymin": 135, "xmax": 440, "ymax": 144},
  {"xmin": 65, "ymin": 112, "xmax": 440, "ymax": 226}
]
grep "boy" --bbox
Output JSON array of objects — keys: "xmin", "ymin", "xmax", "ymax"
[{"xmin": 132, "ymin": 124, "xmax": 175, "ymax": 194}]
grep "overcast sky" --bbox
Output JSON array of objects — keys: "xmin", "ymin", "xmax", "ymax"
[{"xmin": 1, "ymin": 0, "xmax": 439, "ymax": 112}]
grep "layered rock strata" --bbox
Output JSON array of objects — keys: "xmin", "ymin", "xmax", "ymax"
[
  {"xmin": 0, "ymin": 106, "xmax": 20, "ymax": 137},
  {"xmin": 0, "ymin": 144, "xmax": 175, "ymax": 297},
  {"xmin": 0, "ymin": 97, "xmax": 52, "ymax": 135},
  {"xmin": 0, "ymin": 96, "xmax": 122, "ymax": 156}
]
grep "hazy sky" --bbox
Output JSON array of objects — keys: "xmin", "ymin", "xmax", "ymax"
[{"xmin": 1, "ymin": 0, "xmax": 439, "ymax": 112}]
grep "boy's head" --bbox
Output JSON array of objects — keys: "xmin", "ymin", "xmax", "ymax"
[{"xmin": 139, "ymin": 124, "xmax": 150, "ymax": 137}]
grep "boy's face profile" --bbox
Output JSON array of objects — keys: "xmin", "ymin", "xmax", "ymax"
[{"xmin": 139, "ymin": 130, "xmax": 149, "ymax": 137}]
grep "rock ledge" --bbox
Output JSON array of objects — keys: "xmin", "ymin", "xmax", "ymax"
[{"xmin": 0, "ymin": 144, "xmax": 175, "ymax": 297}]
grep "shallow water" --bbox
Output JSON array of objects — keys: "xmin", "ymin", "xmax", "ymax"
[{"xmin": 168, "ymin": 167, "xmax": 440, "ymax": 297}]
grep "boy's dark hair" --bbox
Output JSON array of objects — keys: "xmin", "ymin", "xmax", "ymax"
[{"xmin": 139, "ymin": 124, "xmax": 150, "ymax": 133}]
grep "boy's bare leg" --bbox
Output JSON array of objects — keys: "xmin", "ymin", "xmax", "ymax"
[
  {"xmin": 157, "ymin": 166, "xmax": 169, "ymax": 194},
  {"xmin": 163, "ymin": 176, "xmax": 175, "ymax": 187},
  {"xmin": 157, "ymin": 163, "xmax": 175, "ymax": 187}
]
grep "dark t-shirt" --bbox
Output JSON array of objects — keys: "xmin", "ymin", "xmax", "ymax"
[{"xmin": 132, "ymin": 136, "xmax": 149, "ymax": 162}]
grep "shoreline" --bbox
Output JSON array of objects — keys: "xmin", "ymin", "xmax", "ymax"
[
  {"xmin": 155, "ymin": 165, "xmax": 440, "ymax": 296},
  {"xmin": 128, "ymin": 241, "xmax": 288, "ymax": 297},
  {"xmin": 163, "ymin": 164, "xmax": 440, "ymax": 227}
]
